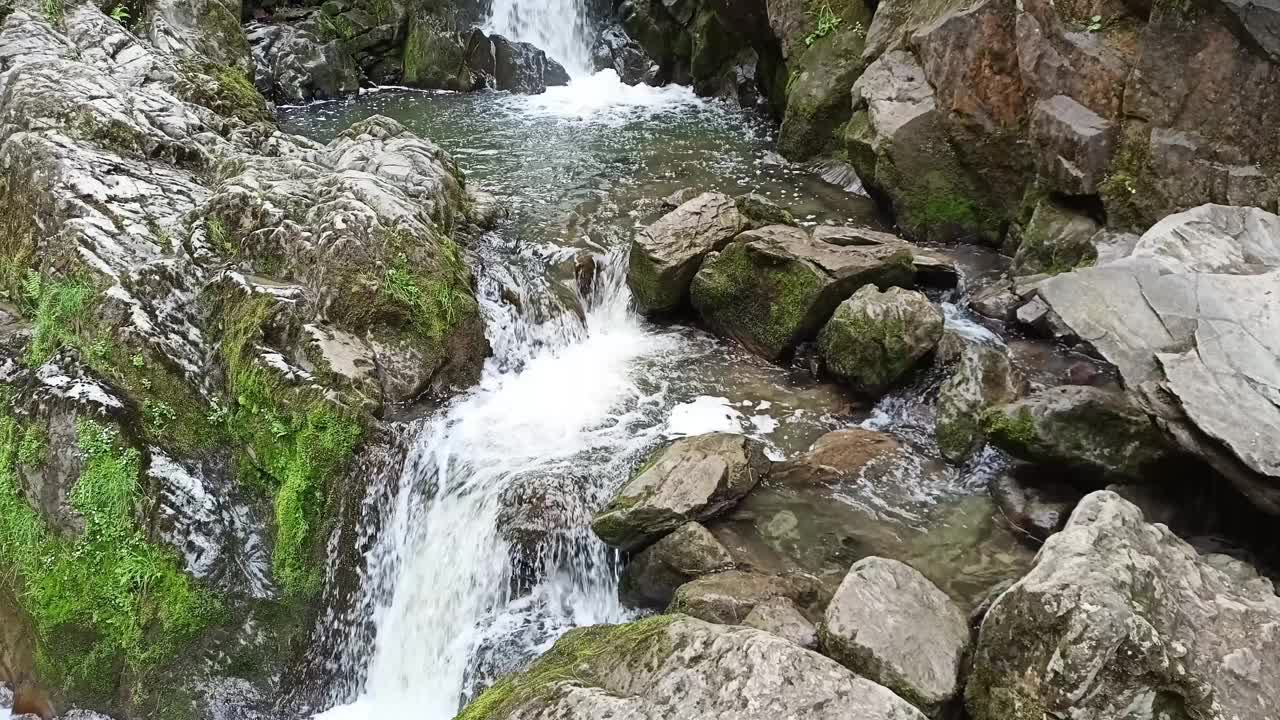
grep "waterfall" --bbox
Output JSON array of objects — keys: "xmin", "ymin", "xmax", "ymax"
[
  {"xmin": 484, "ymin": 0, "xmax": 595, "ymax": 77},
  {"xmin": 314, "ymin": 249, "xmax": 677, "ymax": 720}
]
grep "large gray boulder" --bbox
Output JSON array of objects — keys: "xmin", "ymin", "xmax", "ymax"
[
  {"xmin": 981, "ymin": 385, "xmax": 1171, "ymax": 479},
  {"xmin": 968, "ymin": 491, "xmax": 1280, "ymax": 720},
  {"xmin": 456, "ymin": 615, "xmax": 931, "ymax": 720},
  {"xmin": 691, "ymin": 226, "xmax": 917, "ymax": 360},
  {"xmin": 627, "ymin": 192, "xmax": 745, "ymax": 314},
  {"xmin": 1032, "ymin": 204, "xmax": 1280, "ymax": 512},
  {"xmin": 821, "ymin": 557, "xmax": 970, "ymax": 718},
  {"xmin": 620, "ymin": 522, "xmax": 735, "ymax": 608},
  {"xmin": 591, "ymin": 433, "xmax": 768, "ymax": 552},
  {"xmin": 248, "ymin": 22, "xmax": 361, "ymax": 103},
  {"xmin": 817, "ymin": 286, "xmax": 943, "ymax": 395}
]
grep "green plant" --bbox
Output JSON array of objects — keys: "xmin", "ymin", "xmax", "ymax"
[
  {"xmin": 804, "ymin": 3, "xmax": 843, "ymax": 46},
  {"xmin": 0, "ymin": 419, "xmax": 221, "ymax": 692},
  {"xmin": 24, "ymin": 275, "xmax": 94, "ymax": 367},
  {"xmin": 109, "ymin": 3, "xmax": 129, "ymax": 23},
  {"xmin": 144, "ymin": 400, "xmax": 177, "ymax": 434},
  {"xmin": 41, "ymin": 0, "xmax": 62, "ymax": 24},
  {"xmin": 17, "ymin": 424, "xmax": 47, "ymax": 469},
  {"xmin": 1086, "ymin": 14, "xmax": 1105, "ymax": 31}
]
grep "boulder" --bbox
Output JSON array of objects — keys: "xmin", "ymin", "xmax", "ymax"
[
  {"xmin": 821, "ymin": 557, "xmax": 970, "ymax": 717},
  {"xmin": 620, "ymin": 522, "xmax": 735, "ymax": 608},
  {"xmin": 735, "ymin": 192, "xmax": 795, "ymax": 228},
  {"xmin": 403, "ymin": 16, "xmax": 473, "ymax": 91},
  {"xmin": 247, "ymin": 22, "xmax": 360, "ymax": 103},
  {"xmin": 968, "ymin": 491, "xmax": 1280, "ymax": 720},
  {"xmin": 627, "ymin": 192, "xmax": 745, "ymax": 314},
  {"xmin": 778, "ymin": 13, "xmax": 871, "ymax": 160},
  {"xmin": 591, "ymin": 433, "xmax": 768, "ymax": 552},
  {"xmin": 990, "ymin": 471, "xmax": 1082, "ymax": 541},
  {"xmin": 456, "ymin": 615, "xmax": 932, "ymax": 720},
  {"xmin": 141, "ymin": 0, "xmax": 252, "ymax": 73},
  {"xmin": 935, "ymin": 335, "xmax": 1022, "ymax": 462},
  {"xmin": 691, "ymin": 226, "xmax": 917, "ymax": 360},
  {"xmin": 544, "ymin": 57, "xmax": 570, "ymax": 86},
  {"xmin": 1033, "ymin": 204, "xmax": 1280, "ymax": 512},
  {"xmin": 981, "ymin": 385, "xmax": 1171, "ymax": 479},
  {"xmin": 492, "ymin": 34, "xmax": 548, "ymax": 94},
  {"xmin": 1010, "ymin": 198, "xmax": 1101, "ymax": 276},
  {"xmin": 592, "ymin": 24, "xmax": 655, "ymax": 85},
  {"xmin": 846, "ymin": 50, "xmax": 1003, "ymax": 245},
  {"xmin": 668, "ymin": 570, "xmax": 826, "ymax": 624},
  {"xmin": 743, "ymin": 597, "xmax": 818, "ymax": 648},
  {"xmin": 817, "ymin": 286, "xmax": 943, "ymax": 395}
]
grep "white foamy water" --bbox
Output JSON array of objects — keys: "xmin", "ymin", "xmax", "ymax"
[
  {"xmin": 485, "ymin": 0, "xmax": 594, "ymax": 76},
  {"xmin": 519, "ymin": 70, "xmax": 705, "ymax": 123},
  {"xmin": 315, "ymin": 254, "xmax": 680, "ymax": 720}
]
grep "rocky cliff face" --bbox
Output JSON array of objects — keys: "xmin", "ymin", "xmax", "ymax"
[
  {"xmin": 611, "ymin": 0, "xmax": 1280, "ymax": 246},
  {"xmin": 0, "ymin": 2, "xmax": 489, "ymax": 715}
]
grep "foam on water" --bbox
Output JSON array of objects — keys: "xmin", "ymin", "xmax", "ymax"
[{"xmin": 519, "ymin": 70, "xmax": 706, "ymax": 123}]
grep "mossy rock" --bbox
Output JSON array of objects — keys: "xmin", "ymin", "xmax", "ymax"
[
  {"xmin": 1011, "ymin": 198, "xmax": 1100, "ymax": 276},
  {"xmin": 778, "ymin": 19, "xmax": 870, "ymax": 160},
  {"xmin": 176, "ymin": 62, "xmax": 273, "ymax": 126},
  {"xmin": 817, "ymin": 285, "xmax": 944, "ymax": 395}
]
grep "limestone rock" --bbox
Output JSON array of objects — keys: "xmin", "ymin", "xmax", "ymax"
[
  {"xmin": 968, "ymin": 491, "xmax": 1280, "ymax": 720},
  {"xmin": 620, "ymin": 522, "xmax": 735, "ymax": 608},
  {"xmin": 821, "ymin": 557, "xmax": 970, "ymax": 717},
  {"xmin": 592, "ymin": 433, "xmax": 768, "ymax": 552},
  {"xmin": 627, "ymin": 192, "xmax": 745, "ymax": 314},
  {"xmin": 847, "ymin": 50, "xmax": 1003, "ymax": 245},
  {"xmin": 818, "ymin": 286, "xmax": 943, "ymax": 395},
  {"xmin": 935, "ymin": 336, "xmax": 1022, "ymax": 462},
  {"xmin": 742, "ymin": 597, "xmax": 818, "ymax": 648},
  {"xmin": 248, "ymin": 22, "xmax": 361, "ymax": 103},
  {"xmin": 691, "ymin": 226, "xmax": 917, "ymax": 360},
  {"xmin": 668, "ymin": 570, "xmax": 826, "ymax": 624},
  {"xmin": 457, "ymin": 615, "xmax": 931, "ymax": 720},
  {"xmin": 981, "ymin": 385, "xmax": 1170, "ymax": 479},
  {"xmin": 1011, "ymin": 199, "xmax": 1101, "ymax": 276},
  {"xmin": 1030, "ymin": 95, "xmax": 1115, "ymax": 195}
]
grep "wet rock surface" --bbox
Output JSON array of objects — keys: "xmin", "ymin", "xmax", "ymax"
[
  {"xmin": 817, "ymin": 286, "xmax": 943, "ymax": 396},
  {"xmin": 591, "ymin": 433, "xmax": 769, "ymax": 552},
  {"xmin": 619, "ymin": 521, "xmax": 735, "ymax": 608}
]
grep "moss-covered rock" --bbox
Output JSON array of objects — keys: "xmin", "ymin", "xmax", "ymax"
[
  {"xmin": 402, "ymin": 10, "xmax": 472, "ymax": 91},
  {"xmin": 690, "ymin": 225, "xmax": 916, "ymax": 360},
  {"xmin": 1011, "ymin": 198, "xmax": 1101, "ymax": 276},
  {"xmin": 980, "ymin": 385, "xmax": 1171, "ymax": 479},
  {"xmin": 627, "ymin": 191, "xmax": 745, "ymax": 315},
  {"xmin": 778, "ymin": 14, "xmax": 870, "ymax": 160},
  {"xmin": 175, "ymin": 62, "xmax": 273, "ymax": 126},
  {"xmin": 817, "ymin": 285, "xmax": 943, "ymax": 395},
  {"xmin": 934, "ymin": 335, "xmax": 1023, "ymax": 463}
]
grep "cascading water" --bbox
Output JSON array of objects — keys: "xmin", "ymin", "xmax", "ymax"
[
  {"xmin": 485, "ymin": 0, "xmax": 595, "ymax": 76},
  {"xmin": 315, "ymin": 246, "xmax": 681, "ymax": 720}
]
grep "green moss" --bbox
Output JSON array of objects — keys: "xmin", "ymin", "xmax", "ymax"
[
  {"xmin": 1099, "ymin": 125, "xmax": 1158, "ymax": 231},
  {"xmin": 980, "ymin": 406, "xmax": 1038, "ymax": 448},
  {"xmin": 818, "ymin": 301, "xmax": 912, "ymax": 392},
  {"xmin": 936, "ymin": 412, "xmax": 979, "ymax": 460},
  {"xmin": 217, "ymin": 293, "xmax": 363, "ymax": 598},
  {"xmin": 691, "ymin": 241, "xmax": 825, "ymax": 359},
  {"xmin": 402, "ymin": 13, "xmax": 468, "ymax": 90},
  {"xmin": 457, "ymin": 615, "xmax": 679, "ymax": 720},
  {"xmin": 0, "ymin": 418, "xmax": 222, "ymax": 696},
  {"xmin": 177, "ymin": 62, "xmax": 272, "ymax": 126},
  {"xmin": 16, "ymin": 424, "xmax": 47, "ymax": 469}
]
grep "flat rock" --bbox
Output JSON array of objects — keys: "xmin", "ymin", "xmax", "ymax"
[
  {"xmin": 591, "ymin": 433, "xmax": 768, "ymax": 552},
  {"xmin": 668, "ymin": 570, "xmax": 827, "ymax": 624},
  {"xmin": 821, "ymin": 557, "xmax": 970, "ymax": 717}
]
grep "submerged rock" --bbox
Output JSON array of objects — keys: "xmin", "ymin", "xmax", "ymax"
[
  {"xmin": 691, "ymin": 226, "xmax": 917, "ymax": 360},
  {"xmin": 968, "ymin": 491, "xmax": 1280, "ymax": 720},
  {"xmin": 591, "ymin": 433, "xmax": 769, "ymax": 552},
  {"xmin": 456, "ymin": 615, "xmax": 930, "ymax": 720},
  {"xmin": 817, "ymin": 286, "xmax": 943, "ymax": 396},
  {"xmin": 981, "ymin": 385, "xmax": 1171, "ymax": 479},
  {"xmin": 821, "ymin": 557, "xmax": 970, "ymax": 718},
  {"xmin": 620, "ymin": 522, "xmax": 735, "ymax": 608},
  {"xmin": 627, "ymin": 191, "xmax": 746, "ymax": 314},
  {"xmin": 669, "ymin": 569, "xmax": 827, "ymax": 625},
  {"xmin": 990, "ymin": 471, "xmax": 1082, "ymax": 541}
]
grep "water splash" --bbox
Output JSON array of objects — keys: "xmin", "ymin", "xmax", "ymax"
[
  {"xmin": 485, "ymin": 0, "xmax": 595, "ymax": 77},
  {"xmin": 314, "ymin": 253, "xmax": 678, "ymax": 720}
]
